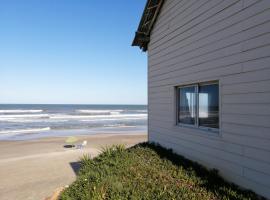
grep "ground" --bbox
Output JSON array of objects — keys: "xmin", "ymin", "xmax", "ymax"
[{"xmin": 0, "ymin": 133, "xmax": 147, "ymax": 200}]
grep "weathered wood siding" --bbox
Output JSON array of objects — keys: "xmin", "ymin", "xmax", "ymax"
[{"xmin": 147, "ymin": 0, "xmax": 270, "ymax": 198}]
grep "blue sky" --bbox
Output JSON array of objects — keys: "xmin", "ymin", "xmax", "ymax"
[{"xmin": 0, "ymin": 0, "xmax": 147, "ymax": 105}]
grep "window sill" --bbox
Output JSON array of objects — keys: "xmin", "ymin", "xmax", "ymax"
[{"xmin": 175, "ymin": 123, "xmax": 220, "ymax": 136}]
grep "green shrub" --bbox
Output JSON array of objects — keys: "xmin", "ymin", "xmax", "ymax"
[
  {"xmin": 60, "ymin": 143, "xmax": 263, "ymax": 200},
  {"xmin": 80, "ymin": 154, "xmax": 92, "ymax": 165},
  {"xmin": 100, "ymin": 144, "xmax": 125, "ymax": 156}
]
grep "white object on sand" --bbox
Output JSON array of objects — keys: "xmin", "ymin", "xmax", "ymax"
[{"xmin": 77, "ymin": 140, "xmax": 87, "ymax": 149}]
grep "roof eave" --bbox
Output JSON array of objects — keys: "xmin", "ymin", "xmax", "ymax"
[{"xmin": 132, "ymin": 0, "xmax": 164, "ymax": 51}]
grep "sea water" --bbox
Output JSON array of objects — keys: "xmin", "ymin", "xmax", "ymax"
[{"xmin": 0, "ymin": 104, "xmax": 147, "ymax": 140}]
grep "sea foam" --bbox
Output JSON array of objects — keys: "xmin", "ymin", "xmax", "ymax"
[
  {"xmin": 76, "ymin": 110, "xmax": 123, "ymax": 115},
  {"xmin": 0, "ymin": 110, "xmax": 43, "ymax": 113},
  {"xmin": 0, "ymin": 127, "xmax": 51, "ymax": 135},
  {"xmin": 0, "ymin": 114, "xmax": 49, "ymax": 119},
  {"xmin": 50, "ymin": 113, "xmax": 147, "ymax": 120}
]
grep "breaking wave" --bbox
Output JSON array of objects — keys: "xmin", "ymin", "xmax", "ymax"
[
  {"xmin": 0, "ymin": 110, "xmax": 43, "ymax": 113},
  {"xmin": 50, "ymin": 113, "xmax": 147, "ymax": 120},
  {"xmin": 76, "ymin": 110, "xmax": 123, "ymax": 115},
  {"xmin": 0, "ymin": 114, "xmax": 49, "ymax": 121},
  {"xmin": 0, "ymin": 105, "xmax": 147, "ymax": 139},
  {"xmin": 0, "ymin": 113, "xmax": 147, "ymax": 123},
  {"xmin": 0, "ymin": 127, "xmax": 51, "ymax": 135}
]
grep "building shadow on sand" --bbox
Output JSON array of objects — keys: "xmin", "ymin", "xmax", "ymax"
[{"xmin": 69, "ymin": 162, "xmax": 81, "ymax": 175}]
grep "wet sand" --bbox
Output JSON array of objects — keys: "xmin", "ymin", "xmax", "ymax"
[{"xmin": 0, "ymin": 133, "xmax": 147, "ymax": 200}]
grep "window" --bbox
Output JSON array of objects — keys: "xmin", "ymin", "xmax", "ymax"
[{"xmin": 177, "ymin": 82, "xmax": 219, "ymax": 130}]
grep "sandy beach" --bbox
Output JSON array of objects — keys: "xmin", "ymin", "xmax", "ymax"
[{"xmin": 0, "ymin": 133, "xmax": 147, "ymax": 200}]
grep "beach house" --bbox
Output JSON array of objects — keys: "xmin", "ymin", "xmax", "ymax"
[{"xmin": 132, "ymin": 0, "xmax": 270, "ymax": 198}]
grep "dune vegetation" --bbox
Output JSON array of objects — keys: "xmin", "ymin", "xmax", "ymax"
[{"xmin": 60, "ymin": 143, "xmax": 261, "ymax": 200}]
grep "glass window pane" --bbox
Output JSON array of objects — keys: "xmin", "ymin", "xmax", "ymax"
[
  {"xmin": 178, "ymin": 86, "xmax": 196, "ymax": 125},
  {"xmin": 199, "ymin": 84, "xmax": 219, "ymax": 129}
]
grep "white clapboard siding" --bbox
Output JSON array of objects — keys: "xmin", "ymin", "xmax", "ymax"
[{"xmin": 147, "ymin": 0, "xmax": 270, "ymax": 198}]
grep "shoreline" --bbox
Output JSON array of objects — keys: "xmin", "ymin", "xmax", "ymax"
[
  {"xmin": 0, "ymin": 126, "xmax": 147, "ymax": 141},
  {"xmin": 0, "ymin": 132, "xmax": 147, "ymax": 200}
]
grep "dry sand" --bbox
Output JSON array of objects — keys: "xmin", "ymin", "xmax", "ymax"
[{"xmin": 0, "ymin": 133, "xmax": 147, "ymax": 200}]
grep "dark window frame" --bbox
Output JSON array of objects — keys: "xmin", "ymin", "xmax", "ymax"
[{"xmin": 176, "ymin": 81, "xmax": 219, "ymax": 133}]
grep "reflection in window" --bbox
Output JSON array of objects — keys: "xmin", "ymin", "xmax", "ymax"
[
  {"xmin": 178, "ymin": 86, "xmax": 196, "ymax": 125},
  {"xmin": 199, "ymin": 93, "xmax": 208, "ymax": 118},
  {"xmin": 199, "ymin": 84, "xmax": 219, "ymax": 128}
]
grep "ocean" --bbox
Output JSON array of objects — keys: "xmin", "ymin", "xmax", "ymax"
[{"xmin": 0, "ymin": 104, "xmax": 147, "ymax": 140}]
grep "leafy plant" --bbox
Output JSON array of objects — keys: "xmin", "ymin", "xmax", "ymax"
[
  {"xmin": 100, "ymin": 144, "xmax": 126, "ymax": 156},
  {"xmin": 80, "ymin": 154, "xmax": 92, "ymax": 166}
]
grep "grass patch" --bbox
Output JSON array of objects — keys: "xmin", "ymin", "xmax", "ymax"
[{"xmin": 60, "ymin": 143, "xmax": 263, "ymax": 200}]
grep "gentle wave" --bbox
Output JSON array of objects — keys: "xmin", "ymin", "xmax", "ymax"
[
  {"xmin": 0, "ymin": 127, "xmax": 51, "ymax": 135},
  {"xmin": 0, "ymin": 110, "xmax": 43, "ymax": 113},
  {"xmin": 0, "ymin": 113, "xmax": 147, "ymax": 122},
  {"xmin": 133, "ymin": 110, "xmax": 147, "ymax": 112},
  {"xmin": 0, "ymin": 114, "xmax": 49, "ymax": 120},
  {"xmin": 1, "ymin": 119, "xmax": 68, "ymax": 123},
  {"xmin": 76, "ymin": 110, "xmax": 123, "ymax": 115},
  {"xmin": 80, "ymin": 117, "xmax": 147, "ymax": 122},
  {"xmin": 104, "ymin": 125, "xmax": 137, "ymax": 128},
  {"xmin": 50, "ymin": 113, "xmax": 147, "ymax": 120},
  {"xmin": 2, "ymin": 117, "xmax": 145, "ymax": 123}
]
